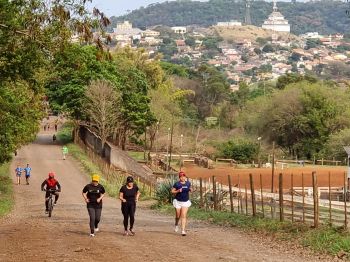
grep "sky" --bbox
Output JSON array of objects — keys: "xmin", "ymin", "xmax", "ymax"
[{"xmin": 88, "ymin": 0, "xmax": 207, "ymax": 17}]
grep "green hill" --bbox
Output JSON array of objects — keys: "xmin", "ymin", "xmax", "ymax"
[{"xmin": 110, "ymin": 0, "xmax": 349, "ymax": 35}]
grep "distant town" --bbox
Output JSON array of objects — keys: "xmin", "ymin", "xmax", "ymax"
[{"xmin": 74, "ymin": 0, "xmax": 350, "ymax": 91}]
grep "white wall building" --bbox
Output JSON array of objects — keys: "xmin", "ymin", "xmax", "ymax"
[
  {"xmin": 171, "ymin": 26, "xmax": 187, "ymax": 34},
  {"xmin": 262, "ymin": 1, "xmax": 290, "ymax": 33},
  {"xmin": 216, "ymin": 20, "xmax": 242, "ymax": 27}
]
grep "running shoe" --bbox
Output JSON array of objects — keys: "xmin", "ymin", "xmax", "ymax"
[
  {"xmin": 45, "ymin": 210, "xmax": 48, "ymax": 214},
  {"xmin": 90, "ymin": 233, "xmax": 95, "ymax": 237},
  {"xmin": 174, "ymin": 225, "xmax": 179, "ymax": 233},
  {"xmin": 181, "ymin": 230, "xmax": 187, "ymax": 236},
  {"xmin": 54, "ymin": 202, "xmax": 57, "ymax": 206},
  {"xmin": 94, "ymin": 228, "xmax": 99, "ymax": 232},
  {"xmin": 123, "ymin": 231, "xmax": 129, "ymax": 236},
  {"xmin": 129, "ymin": 229, "xmax": 135, "ymax": 236}
]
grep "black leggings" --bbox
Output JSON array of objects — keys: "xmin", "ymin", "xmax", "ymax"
[
  {"xmin": 87, "ymin": 207, "xmax": 102, "ymax": 234},
  {"xmin": 121, "ymin": 202, "xmax": 136, "ymax": 231}
]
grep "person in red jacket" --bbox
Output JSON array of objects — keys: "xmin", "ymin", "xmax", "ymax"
[{"xmin": 41, "ymin": 172, "xmax": 61, "ymax": 213}]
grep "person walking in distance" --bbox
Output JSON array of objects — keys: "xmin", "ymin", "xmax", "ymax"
[
  {"xmin": 171, "ymin": 171, "xmax": 192, "ymax": 236},
  {"xmin": 24, "ymin": 164, "xmax": 32, "ymax": 185},
  {"xmin": 41, "ymin": 172, "xmax": 61, "ymax": 213},
  {"xmin": 82, "ymin": 174, "xmax": 105, "ymax": 237},
  {"xmin": 119, "ymin": 176, "xmax": 140, "ymax": 236},
  {"xmin": 15, "ymin": 165, "xmax": 22, "ymax": 185},
  {"xmin": 62, "ymin": 145, "xmax": 68, "ymax": 160}
]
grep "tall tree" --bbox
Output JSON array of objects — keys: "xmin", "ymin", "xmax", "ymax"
[{"xmin": 84, "ymin": 80, "xmax": 120, "ymax": 156}]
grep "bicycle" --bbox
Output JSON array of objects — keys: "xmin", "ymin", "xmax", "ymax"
[{"xmin": 45, "ymin": 189, "xmax": 58, "ymax": 217}]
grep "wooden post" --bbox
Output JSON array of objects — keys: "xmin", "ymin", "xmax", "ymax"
[
  {"xmin": 322, "ymin": 158, "xmax": 324, "ymax": 166},
  {"xmin": 291, "ymin": 173, "xmax": 294, "ymax": 222},
  {"xmin": 249, "ymin": 174, "xmax": 256, "ymax": 217},
  {"xmin": 302, "ymin": 173, "xmax": 305, "ymax": 223},
  {"xmin": 212, "ymin": 176, "xmax": 217, "ymax": 211},
  {"xmin": 238, "ymin": 174, "xmax": 241, "ymax": 214},
  {"xmin": 245, "ymin": 184, "xmax": 248, "ymax": 215},
  {"xmin": 228, "ymin": 175, "xmax": 234, "ymax": 213},
  {"xmin": 279, "ymin": 173, "xmax": 284, "ymax": 222},
  {"xmin": 260, "ymin": 174, "xmax": 264, "ymax": 218},
  {"xmin": 344, "ymin": 172, "xmax": 348, "ymax": 229},
  {"xmin": 271, "ymin": 141, "xmax": 275, "ymax": 193},
  {"xmin": 200, "ymin": 178, "xmax": 203, "ymax": 208},
  {"xmin": 312, "ymin": 171, "xmax": 319, "ymax": 228},
  {"xmin": 328, "ymin": 172, "xmax": 332, "ymax": 225}
]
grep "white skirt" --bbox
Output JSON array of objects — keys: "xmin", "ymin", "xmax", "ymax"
[{"xmin": 173, "ymin": 199, "xmax": 191, "ymax": 209}]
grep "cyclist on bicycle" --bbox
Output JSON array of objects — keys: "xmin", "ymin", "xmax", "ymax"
[{"xmin": 41, "ymin": 172, "xmax": 61, "ymax": 214}]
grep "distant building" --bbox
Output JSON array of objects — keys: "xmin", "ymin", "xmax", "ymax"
[
  {"xmin": 262, "ymin": 1, "xmax": 290, "ymax": 33},
  {"xmin": 116, "ymin": 21, "xmax": 133, "ymax": 30},
  {"xmin": 171, "ymin": 26, "xmax": 187, "ymax": 34},
  {"xmin": 142, "ymin": 29, "xmax": 160, "ymax": 37},
  {"xmin": 300, "ymin": 32, "xmax": 322, "ymax": 39},
  {"xmin": 216, "ymin": 20, "xmax": 242, "ymax": 27}
]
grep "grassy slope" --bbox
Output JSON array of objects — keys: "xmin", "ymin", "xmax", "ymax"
[
  {"xmin": 0, "ymin": 162, "xmax": 14, "ymax": 217},
  {"xmin": 155, "ymin": 204, "xmax": 350, "ymax": 259}
]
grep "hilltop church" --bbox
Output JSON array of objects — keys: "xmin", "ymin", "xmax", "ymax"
[{"xmin": 262, "ymin": 0, "xmax": 290, "ymax": 33}]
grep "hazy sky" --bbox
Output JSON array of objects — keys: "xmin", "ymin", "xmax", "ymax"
[{"xmin": 89, "ymin": 0, "xmax": 207, "ymax": 17}]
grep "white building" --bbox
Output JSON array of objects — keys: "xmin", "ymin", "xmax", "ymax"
[
  {"xmin": 300, "ymin": 32, "xmax": 322, "ymax": 39},
  {"xmin": 116, "ymin": 21, "xmax": 133, "ymax": 30},
  {"xmin": 216, "ymin": 20, "xmax": 242, "ymax": 27},
  {"xmin": 262, "ymin": 1, "xmax": 290, "ymax": 33},
  {"xmin": 142, "ymin": 29, "xmax": 160, "ymax": 37},
  {"xmin": 171, "ymin": 26, "xmax": 187, "ymax": 34}
]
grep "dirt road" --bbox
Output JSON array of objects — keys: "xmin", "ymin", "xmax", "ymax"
[{"xmin": 0, "ymin": 133, "xmax": 332, "ymax": 262}]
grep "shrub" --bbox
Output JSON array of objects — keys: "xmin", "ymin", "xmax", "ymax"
[{"xmin": 217, "ymin": 138, "xmax": 258, "ymax": 163}]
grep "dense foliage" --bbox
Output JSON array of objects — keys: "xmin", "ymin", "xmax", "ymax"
[
  {"xmin": 112, "ymin": 0, "xmax": 350, "ymax": 35},
  {"xmin": 0, "ymin": 0, "xmax": 105, "ymax": 163}
]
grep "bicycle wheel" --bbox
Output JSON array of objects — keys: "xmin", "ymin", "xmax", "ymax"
[{"xmin": 48, "ymin": 197, "xmax": 53, "ymax": 217}]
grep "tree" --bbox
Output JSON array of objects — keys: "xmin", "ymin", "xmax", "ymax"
[
  {"xmin": 239, "ymin": 81, "xmax": 350, "ymax": 158},
  {"xmin": 218, "ymin": 138, "xmax": 259, "ymax": 163},
  {"xmin": 276, "ymin": 73, "xmax": 317, "ymax": 90},
  {"xmin": 84, "ymin": 80, "xmax": 120, "ymax": 156},
  {"xmin": 0, "ymin": 0, "xmax": 109, "ymax": 163},
  {"xmin": 262, "ymin": 44, "xmax": 274, "ymax": 53}
]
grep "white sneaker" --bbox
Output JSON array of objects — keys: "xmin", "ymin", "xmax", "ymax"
[
  {"xmin": 89, "ymin": 233, "xmax": 95, "ymax": 237},
  {"xmin": 181, "ymin": 230, "xmax": 186, "ymax": 236},
  {"xmin": 94, "ymin": 228, "xmax": 99, "ymax": 232},
  {"xmin": 174, "ymin": 225, "xmax": 179, "ymax": 233}
]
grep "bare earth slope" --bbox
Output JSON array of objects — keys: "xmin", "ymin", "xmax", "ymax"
[{"xmin": 0, "ymin": 133, "xmax": 331, "ymax": 262}]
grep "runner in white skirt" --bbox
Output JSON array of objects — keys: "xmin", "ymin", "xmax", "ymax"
[{"xmin": 171, "ymin": 171, "xmax": 192, "ymax": 236}]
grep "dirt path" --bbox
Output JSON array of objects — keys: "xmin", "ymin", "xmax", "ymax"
[{"xmin": 0, "ymin": 132, "xmax": 333, "ymax": 262}]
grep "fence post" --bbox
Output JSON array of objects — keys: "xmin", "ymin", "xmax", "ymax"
[
  {"xmin": 260, "ymin": 174, "xmax": 264, "ymax": 218},
  {"xmin": 228, "ymin": 175, "xmax": 234, "ymax": 213},
  {"xmin": 279, "ymin": 173, "xmax": 284, "ymax": 222},
  {"xmin": 212, "ymin": 176, "xmax": 217, "ymax": 211},
  {"xmin": 245, "ymin": 184, "xmax": 248, "ymax": 215},
  {"xmin": 312, "ymin": 171, "xmax": 319, "ymax": 228},
  {"xmin": 328, "ymin": 172, "xmax": 332, "ymax": 226},
  {"xmin": 344, "ymin": 172, "xmax": 348, "ymax": 229},
  {"xmin": 291, "ymin": 173, "xmax": 294, "ymax": 223},
  {"xmin": 302, "ymin": 173, "xmax": 305, "ymax": 223},
  {"xmin": 200, "ymin": 178, "xmax": 203, "ymax": 208},
  {"xmin": 249, "ymin": 174, "xmax": 256, "ymax": 216}
]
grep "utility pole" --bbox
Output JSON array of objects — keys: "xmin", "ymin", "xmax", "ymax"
[{"xmin": 168, "ymin": 121, "xmax": 174, "ymax": 171}]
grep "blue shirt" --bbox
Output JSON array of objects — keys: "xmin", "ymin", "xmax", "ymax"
[
  {"xmin": 173, "ymin": 181, "xmax": 191, "ymax": 202},
  {"xmin": 15, "ymin": 167, "xmax": 22, "ymax": 176},
  {"xmin": 24, "ymin": 167, "xmax": 31, "ymax": 176}
]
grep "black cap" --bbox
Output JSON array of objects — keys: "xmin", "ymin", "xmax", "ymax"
[{"xmin": 127, "ymin": 176, "xmax": 134, "ymax": 183}]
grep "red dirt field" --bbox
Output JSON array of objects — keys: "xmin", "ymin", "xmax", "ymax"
[{"xmin": 182, "ymin": 164, "xmax": 348, "ymax": 190}]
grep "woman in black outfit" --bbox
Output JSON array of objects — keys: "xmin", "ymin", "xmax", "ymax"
[
  {"xmin": 82, "ymin": 174, "xmax": 105, "ymax": 237},
  {"xmin": 119, "ymin": 176, "xmax": 140, "ymax": 236}
]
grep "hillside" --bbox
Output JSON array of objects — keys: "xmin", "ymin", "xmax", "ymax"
[
  {"xmin": 214, "ymin": 25, "xmax": 301, "ymax": 43},
  {"xmin": 111, "ymin": 0, "xmax": 349, "ymax": 35}
]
